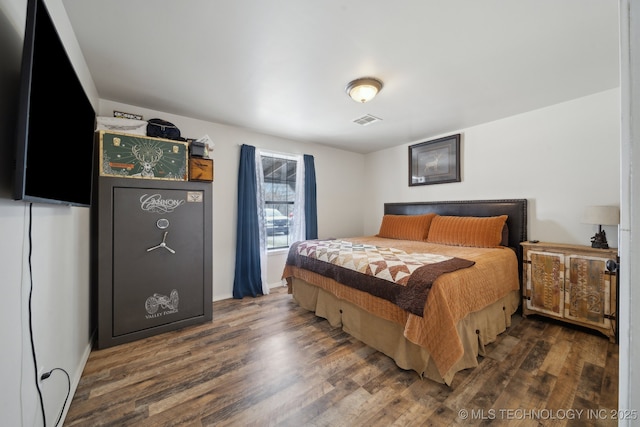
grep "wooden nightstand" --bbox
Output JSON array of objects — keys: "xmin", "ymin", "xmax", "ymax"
[{"xmin": 520, "ymin": 241, "xmax": 619, "ymax": 342}]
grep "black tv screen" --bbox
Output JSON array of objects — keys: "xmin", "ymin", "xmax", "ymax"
[{"xmin": 13, "ymin": 0, "xmax": 95, "ymax": 207}]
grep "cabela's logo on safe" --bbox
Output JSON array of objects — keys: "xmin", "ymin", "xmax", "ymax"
[{"xmin": 139, "ymin": 194, "xmax": 186, "ymax": 213}]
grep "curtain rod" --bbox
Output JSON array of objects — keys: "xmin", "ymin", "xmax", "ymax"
[{"xmin": 238, "ymin": 143, "xmax": 305, "ymax": 160}]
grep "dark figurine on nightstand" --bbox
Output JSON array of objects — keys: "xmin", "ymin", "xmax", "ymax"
[{"xmin": 591, "ymin": 229, "xmax": 609, "ymax": 249}]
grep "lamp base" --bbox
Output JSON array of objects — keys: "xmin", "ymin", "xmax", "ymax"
[{"xmin": 590, "ymin": 230, "xmax": 609, "ymax": 249}]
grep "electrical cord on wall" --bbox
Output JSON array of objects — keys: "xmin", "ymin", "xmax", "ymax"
[
  {"xmin": 27, "ymin": 203, "xmax": 72, "ymax": 427},
  {"xmin": 40, "ymin": 368, "xmax": 71, "ymax": 426},
  {"xmin": 28, "ymin": 203, "xmax": 46, "ymax": 425}
]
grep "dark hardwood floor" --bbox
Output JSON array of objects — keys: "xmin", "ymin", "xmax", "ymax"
[{"xmin": 65, "ymin": 286, "xmax": 618, "ymax": 426}]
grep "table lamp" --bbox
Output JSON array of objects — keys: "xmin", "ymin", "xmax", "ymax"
[{"xmin": 582, "ymin": 206, "xmax": 619, "ymax": 249}]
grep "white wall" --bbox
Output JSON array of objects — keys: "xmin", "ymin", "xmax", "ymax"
[
  {"xmin": 619, "ymin": 0, "xmax": 639, "ymax": 420},
  {"xmin": 0, "ymin": 0, "xmax": 99, "ymax": 426},
  {"xmin": 1, "ymin": 202, "xmax": 93, "ymax": 427},
  {"xmin": 0, "ymin": 3, "xmax": 24, "ymax": 423},
  {"xmin": 363, "ymin": 89, "xmax": 621, "ymax": 248},
  {"xmin": 99, "ymin": 100, "xmax": 367, "ymax": 299}
]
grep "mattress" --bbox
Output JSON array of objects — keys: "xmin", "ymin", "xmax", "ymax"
[{"xmin": 283, "ymin": 236, "xmax": 521, "ymax": 384}]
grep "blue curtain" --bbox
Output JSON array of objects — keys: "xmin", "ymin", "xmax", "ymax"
[
  {"xmin": 303, "ymin": 154, "xmax": 318, "ymax": 239},
  {"xmin": 233, "ymin": 144, "xmax": 263, "ymax": 298}
]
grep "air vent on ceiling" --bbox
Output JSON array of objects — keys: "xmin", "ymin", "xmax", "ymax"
[{"xmin": 352, "ymin": 114, "xmax": 382, "ymax": 126}]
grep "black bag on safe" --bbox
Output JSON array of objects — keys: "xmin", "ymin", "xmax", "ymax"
[{"xmin": 147, "ymin": 118, "xmax": 185, "ymax": 141}]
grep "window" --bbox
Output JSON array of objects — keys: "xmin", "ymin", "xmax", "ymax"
[{"xmin": 261, "ymin": 154, "xmax": 297, "ymax": 250}]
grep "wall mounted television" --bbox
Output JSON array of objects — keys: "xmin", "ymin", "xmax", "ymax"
[{"xmin": 13, "ymin": 0, "xmax": 96, "ymax": 207}]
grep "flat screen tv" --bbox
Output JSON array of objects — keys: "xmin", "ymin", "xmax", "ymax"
[{"xmin": 13, "ymin": 0, "xmax": 96, "ymax": 207}]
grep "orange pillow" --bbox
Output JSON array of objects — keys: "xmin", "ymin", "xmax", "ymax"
[
  {"xmin": 377, "ymin": 213, "xmax": 436, "ymax": 241},
  {"xmin": 427, "ymin": 215, "xmax": 508, "ymax": 247}
]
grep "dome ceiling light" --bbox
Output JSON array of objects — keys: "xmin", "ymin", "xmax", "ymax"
[{"xmin": 345, "ymin": 77, "xmax": 383, "ymax": 103}]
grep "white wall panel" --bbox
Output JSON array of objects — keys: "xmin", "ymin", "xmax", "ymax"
[{"xmin": 364, "ymin": 89, "xmax": 620, "ymax": 248}]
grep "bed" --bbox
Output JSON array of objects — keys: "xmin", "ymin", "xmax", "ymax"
[{"xmin": 282, "ymin": 199, "xmax": 527, "ymax": 385}]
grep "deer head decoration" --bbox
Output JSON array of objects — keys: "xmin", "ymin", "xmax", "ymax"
[{"xmin": 132, "ymin": 142, "xmax": 164, "ymax": 177}]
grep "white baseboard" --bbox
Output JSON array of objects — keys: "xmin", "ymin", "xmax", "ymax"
[{"xmin": 58, "ymin": 333, "xmax": 94, "ymax": 425}]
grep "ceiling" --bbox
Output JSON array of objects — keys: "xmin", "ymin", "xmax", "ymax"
[{"xmin": 61, "ymin": 0, "xmax": 620, "ymax": 154}]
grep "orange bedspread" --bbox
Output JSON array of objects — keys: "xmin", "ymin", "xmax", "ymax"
[{"xmin": 282, "ymin": 236, "xmax": 520, "ymax": 377}]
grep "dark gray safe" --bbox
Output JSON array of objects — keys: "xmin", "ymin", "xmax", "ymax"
[{"xmin": 92, "ymin": 177, "xmax": 212, "ymax": 348}]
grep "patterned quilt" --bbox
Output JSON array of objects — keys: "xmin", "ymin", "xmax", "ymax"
[{"xmin": 286, "ymin": 240, "xmax": 475, "ymax": 316}]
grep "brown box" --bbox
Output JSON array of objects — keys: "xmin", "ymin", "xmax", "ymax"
[{"xmin": 189, "ymin": 158, "xmax": 214, "ymax": 182}]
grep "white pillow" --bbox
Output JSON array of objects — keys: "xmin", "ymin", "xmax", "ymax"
[{"xmin": 96, "ymin": 116, "xmax": 148, "ymax": 135}]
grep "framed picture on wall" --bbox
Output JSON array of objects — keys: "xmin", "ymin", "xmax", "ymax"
[{"xmin": 408, "ymin": 134, "xmax": 461, "ymax": 186}]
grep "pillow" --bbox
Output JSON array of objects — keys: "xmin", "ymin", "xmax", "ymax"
[
  {"xmin": 96, "ymin": 116, "xmax": 148, "ymax": 136},
  {"xmin": 427, "ymin": 215, "xmax": 509, "ymax": 247},
  {"xmin": 377, "ymin": 213, "xmax": 436, "ymax": 241}
]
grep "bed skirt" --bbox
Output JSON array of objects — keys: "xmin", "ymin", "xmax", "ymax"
[{"xmin": 289, "ymin": 277, "xmax": 520, "ymax": 385}]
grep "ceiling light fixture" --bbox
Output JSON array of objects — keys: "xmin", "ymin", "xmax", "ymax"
[{"xmin": 345, "ymin": 77, "xmax": 383, "ymax": 103}]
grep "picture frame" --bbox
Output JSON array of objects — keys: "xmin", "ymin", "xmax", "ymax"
[{"xmin": 408, "ymin": 134, "xmax": 461, "ymax": 186}]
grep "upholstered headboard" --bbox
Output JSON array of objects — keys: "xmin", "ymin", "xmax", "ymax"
[{"xmin": 384, "ymin": 199, "xmax": 528, "ymax": 281}]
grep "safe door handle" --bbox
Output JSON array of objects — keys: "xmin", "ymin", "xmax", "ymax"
[{"xmin": 147, "ymin": 231, "xmax": 176, "ymax": 254}]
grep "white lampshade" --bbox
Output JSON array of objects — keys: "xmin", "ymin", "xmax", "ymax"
[
  {"xmin": 346, "ymin": 77, "xmax": 383, "ymax": 103},
  {"xmin": 583, "ymin": 206, "xmax": 620, "ymax": 226}
]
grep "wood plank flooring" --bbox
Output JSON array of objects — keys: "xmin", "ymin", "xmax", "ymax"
[{"xmin": 64, "ymin": 286, "xmax": 618, "ymax": 426}]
